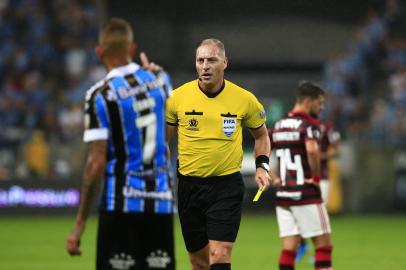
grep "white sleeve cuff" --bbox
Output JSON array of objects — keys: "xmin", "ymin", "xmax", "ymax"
[{"xmin": 83, "ymin": 128, "xmax": 109, "ymax": 142}]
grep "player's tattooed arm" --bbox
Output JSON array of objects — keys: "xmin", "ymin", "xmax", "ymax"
[
  {"xmin": 66, "ymin": 140, "xmax": 106, "ymax": 256},
  {"xmin": 77, "ymin": 140, "xmax": 107, "ymax": 222}
]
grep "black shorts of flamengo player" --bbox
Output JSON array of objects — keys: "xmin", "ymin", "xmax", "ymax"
[
  {"xmin": 177, "ymin": 171, "xmax": 245, "ymax": 252},
  {"xmin": 96, "ymin": 211, "xmax": 175, "ymax": 270}
]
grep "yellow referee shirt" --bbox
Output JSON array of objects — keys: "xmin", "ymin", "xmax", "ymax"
[{"xmin": 166, "ymin": 79, "xmax": 266, "ymax": 177}]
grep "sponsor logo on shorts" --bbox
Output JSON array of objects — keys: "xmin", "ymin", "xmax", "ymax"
[
  {"xmin": 186, "ymin": 118, "xmax": 199, "ymax": 131},
  {"xmin": 109, "ymin": 253, "xmax": 135, "ymax": 270},
  {"xmin": 223, "ymin": 118, "xmax": 236, "ymax": 137},
  {"xmin": 146, "ymin": 250, "xmax": 171, "ymax": 268}
]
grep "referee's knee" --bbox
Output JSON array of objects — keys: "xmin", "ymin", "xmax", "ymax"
[
  {"xmin": 190, "ymin": 258, "xmax": 209, "ymax": 270},
  {"xmin": 210, "ymin": 242, "xmax": 233, "ymax": 263},
  {"xmin": 189, "ymin": 251, "xmax": 210, "ymax": 270}
]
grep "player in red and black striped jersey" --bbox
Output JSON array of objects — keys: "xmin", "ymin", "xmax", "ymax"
[
  {"xmin": 271, "ymin": 111, "xmax": 322, "ymax": 206},
  {"xmin": 269, "ymin": 81, "xmax": 333, "ymax": 270}
]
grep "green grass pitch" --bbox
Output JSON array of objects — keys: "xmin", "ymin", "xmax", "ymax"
[{"xmin": 0, "ymin": 214, "xmax": 405, "ymax": 269}]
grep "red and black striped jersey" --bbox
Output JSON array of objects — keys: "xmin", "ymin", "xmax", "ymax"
[
  {"xmin": 320, "ymin": 121, "xmax": 340, "ymax": 180},
  {"xmin": 269, "ymin": 111, "xmax": 322, "ymax": 206}
]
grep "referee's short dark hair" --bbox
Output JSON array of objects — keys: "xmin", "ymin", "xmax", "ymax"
[{"xmin": 296, "ymin": 81, "xmax": 325, "ymax": 102}]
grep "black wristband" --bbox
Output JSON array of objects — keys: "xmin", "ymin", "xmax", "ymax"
[{"xmin": 255, "ymin": 155, "xmax": 269, "ymax": 168}]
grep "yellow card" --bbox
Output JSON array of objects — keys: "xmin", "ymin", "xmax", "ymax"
[{"xmin": 253, "ymin": 187, "xmax": 264, "ymax": 202}]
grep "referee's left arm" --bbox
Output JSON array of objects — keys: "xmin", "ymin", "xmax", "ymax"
[{"xmin": 249, "ymin": 124, "xmax": 271, "ymax": 190}]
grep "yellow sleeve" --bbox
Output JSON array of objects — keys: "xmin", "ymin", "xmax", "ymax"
[
  {"xmin": 243, "ymin": 93, "xmax": 266, "ymax": 129},
  {"xmin": 166, "ymin": 94, "xmax": 177, "ymax": 125}
]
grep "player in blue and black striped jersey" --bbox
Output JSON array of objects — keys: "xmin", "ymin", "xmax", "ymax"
[{"xmin": 66, "ymin": 18, "xmax": 175, "ymax": 270}]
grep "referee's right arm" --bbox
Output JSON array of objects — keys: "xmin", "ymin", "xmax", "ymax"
[
  {"xmin": 165, "ymin": 88, "xmax": 177, "ymax": 155},
  {"xmin": 166, "ymin": 124, "xmax": 177, "ymax": 143}
]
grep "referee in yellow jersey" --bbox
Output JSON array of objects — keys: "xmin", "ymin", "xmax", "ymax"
[{"xmin": 166, "ymin": 38, "xmax": 273, "ymax": 270}]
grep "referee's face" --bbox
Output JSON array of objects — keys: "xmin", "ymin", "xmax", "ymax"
[{"xmin": 196, "ymin": 44, "xmax": 227, "ymax": 90}]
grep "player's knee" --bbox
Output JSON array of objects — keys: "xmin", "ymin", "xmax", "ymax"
[
  {"xmin": 313, "ymin": 233, "xmax": 332, "ymax": 248},
  {"xmin": 209, "ymin": 242, "xmax": 233, "ymax": 263},
  {"xmin": 282, "ymin": 235, "xmax": 301, "ymax": 251}
]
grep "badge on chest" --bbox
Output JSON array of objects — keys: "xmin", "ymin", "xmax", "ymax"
[{"xmin": 223, "ymin": 118, "xmax": 236, "ymax": 137}]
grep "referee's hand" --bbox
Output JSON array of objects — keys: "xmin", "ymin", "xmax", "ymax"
[
  {"xmin": 268, "ymin": 170, "xmax": 282, "ymax": 186},
  {"xmin": 255, "ymin": 167, "xmax": 271, "ymax": 190}
]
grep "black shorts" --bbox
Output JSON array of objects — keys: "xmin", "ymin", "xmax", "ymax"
[
  {"xmin": 177, "ymin": 171, "xmax": 245, "ymax": 252},
  {"xmin": 97, "ymin": 211, "xmax": 175, "ymax": 270}
]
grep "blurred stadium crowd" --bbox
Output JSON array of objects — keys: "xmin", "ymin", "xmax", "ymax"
[
  {"xmin": 0, "ymin": 0, "xmax": 103, "ymax": 180},
  {"xmin": 0, "ymin": 0, "xmax": 405, "ymax": 180},
  {"xmin": 322, "ymin": 0, "xmax": 406, "ymax": 145}
]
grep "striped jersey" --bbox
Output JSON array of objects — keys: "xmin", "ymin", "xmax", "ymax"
[
  {"xmin": 83, "ymin": 62, "xmax": 174, "ymax": 214},
  {"xmin": 320, "ymin": 121, "xmax": 340, "ymax": 180},
  {"xmin": 269, "ymin": 111, "xmax": 322, "ymax": 206}
]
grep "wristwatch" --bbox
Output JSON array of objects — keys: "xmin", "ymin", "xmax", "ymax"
[{"xmin": 257, "ymin": 162, "xmax": 270, "ymax": 172}]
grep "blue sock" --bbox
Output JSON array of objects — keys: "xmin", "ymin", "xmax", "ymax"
[{"xmin": 295, "ymin": 241, "xmax": 309, "ymax": 262}]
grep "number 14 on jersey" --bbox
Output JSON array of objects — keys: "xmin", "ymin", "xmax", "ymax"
[{"xmin": 275, "ymin": 149, "xmax": 304, "ymax": 186}]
